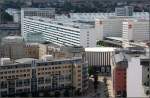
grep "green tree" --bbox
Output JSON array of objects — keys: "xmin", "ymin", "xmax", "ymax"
[
  {"xmin": 103, "ymin": 77, "xmax": 107, "ymax": 84},
  {"xmin": 1, "ymin": 10, "xmax": 13, "ymax": 23},
  {"xmin": 93, "ymin": 75, "xmax": 98, "ymax": 92},
  {"xmin": 97, "ymin": 41, "xmax": 107, "ymax": 47}
]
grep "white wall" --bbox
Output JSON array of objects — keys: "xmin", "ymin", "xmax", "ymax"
[
  {"xmin": 122, "ymin": 20, "xmax": 149, "ymax": 47},
  {"xmin": 95, "ymin": 18, "xmax": 123, "ymax": 41},
  {"xmin": 127, "ymin": 57, "xmax": 147, "ymax": 97},
  {"xmin": 80, "ymin": 28, "xmax": 97, "ymax": 48}
]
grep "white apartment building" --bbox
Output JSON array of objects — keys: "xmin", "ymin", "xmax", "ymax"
[
  {"xmin": 22, "ymin": 16, "xmax": 96, "ymax": 48},
  {"xmin": 95, "ymin": 16, "xmax": 134, "ymax": 40},
  {"xmin": 85, "ymin": 47, "xmax": 116, "ymax": 75},
  {"xmin": 122, "ymin": 19, "xmax": 149, "ymax": 48}
]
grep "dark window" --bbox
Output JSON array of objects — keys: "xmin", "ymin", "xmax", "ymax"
[
  {"xmin": 1, "ymin": 81, "xmax": 7, "ymax": 89},
  {"xmin": 147, "ymin": 74, "xmax": 149, "ymax": 79},
  {"xmin": 38, "ymin": 77, "xmax": 44, "ymax": 84},
  {"xmin": 24, "ymin": 79, "xmax": 30, "ymax": 86},
  {"xmin": 1, "ymin": 91, "xmax": 7, "ymax": 96},
  {"xmin": 45, "ymin": 77, "xmax": 51, "ymax": 84},
  {"xmin": 16, "ymin": 80, "xmax": 22, "ymax": 87}
]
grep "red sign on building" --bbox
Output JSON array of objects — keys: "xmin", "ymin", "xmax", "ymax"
[{"xmin": 128, "ymin": 24, "xmax": 132, "ymax": 29}]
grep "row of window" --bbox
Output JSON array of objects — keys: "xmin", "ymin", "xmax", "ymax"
[
  {"xmin": 38, "ymin": 65, "xmax": 71, "ymax": 71},
  {"xmin": 38, "ymin": 75, "xmax": 72, "ymax": 85},
  {"xmin": 0, "ymin": 59, "xmax": 82, "ymax": 70},
  {"xmin": 38, "ymin": 70, "xmax": 71, "ymax": 76},
  {"xmin": 0, "ymin": 69, "xmax": 30, "ymax": 75},
  {"xmin": 0, "ymin": 87, "xmax": 30, "ymax": 96},
  {"xmin": 0, "ymin": 74, "xmax": 30, "ymax": 80},
  {"xmin": 0, "ymin": 75, "xmax": 72, "ymax": 89},
  {"xmin": 24, "ymin": 20, "xmax": 80, "ymax": 35},
  {"xmin": 1, "ymin": 79, "xmax": 30, "ymax": 89},
  {"xmin": 0, "ymin": 64, "xmax": 31, "ymax": 70}
]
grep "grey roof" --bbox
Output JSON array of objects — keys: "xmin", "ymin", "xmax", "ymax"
[{"xmin": 15, "ymin": 58, "xmax": 37, "ymax": 64}]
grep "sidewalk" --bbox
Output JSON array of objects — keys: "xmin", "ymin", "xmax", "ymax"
[
  {"xmin": 87, "ymin": 76, "xmax": 114, "ymax": 97},
  {"xmin": 107, "ymin": 78, "xmax": 114, "ymax": 97},
  {"xmin": 98, "ymin": 76, "xmax": 114, "ymax": 97}
]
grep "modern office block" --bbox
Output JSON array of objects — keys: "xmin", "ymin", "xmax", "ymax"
[{"xmin": 0, "ymin": 57, "xmax": 88, "ymax": 97}]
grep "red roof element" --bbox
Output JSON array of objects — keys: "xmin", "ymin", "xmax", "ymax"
[{"xmin": 128, "ymin": 24, "xmax": 132, "ymax": 29}]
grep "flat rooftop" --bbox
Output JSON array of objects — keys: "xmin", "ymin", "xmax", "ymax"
[
  {"xmin": 56, "ymin": 12, "xmax": 149, "ymax": 21},
  {"xmin": 105, "ymin": 37, "xmax": 123, "ymax": 42},
  {"xmin": 25, "ymin": 16, "xmax": 95, "ymax": 29},
  {"xmin": 3, "ymin": 36, "xmax": 23, "ymax": 40},
  {"xmin": 15, "ymin": 57, "xmax": 82, "ymax": 64},
  {"xmin": 85, "ymin": 47, "xmax": 116, "ymax": 52},
  {"xmin": 22, "ymin": 8, "xmax": 55, "ymax": 11},
  {"xmin": 15, "ymin": 58, "xmax": 37, "ymax": 64}
]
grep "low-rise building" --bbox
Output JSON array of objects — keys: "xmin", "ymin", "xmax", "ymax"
[
  {"xmin": 1, "ymin": 36, "xmax": 25, "ymax": 59},
  {"xmin": 112, "ymin": 53, "xmax": 128, "ymax": 97},
  {"xmin": 25, "ymin": 43, "xmax": 47, "ymax": 59},
  {"xmin": 0, "ymin": 36, "xmax": 86, "ymax": 61},
  {"xmin": 85, "ymin": 47, "xmax": 116, "ymax": 76},
  {"xmin": 0, "ymin": 36, "xmax": 48, "ymax": 59}
]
